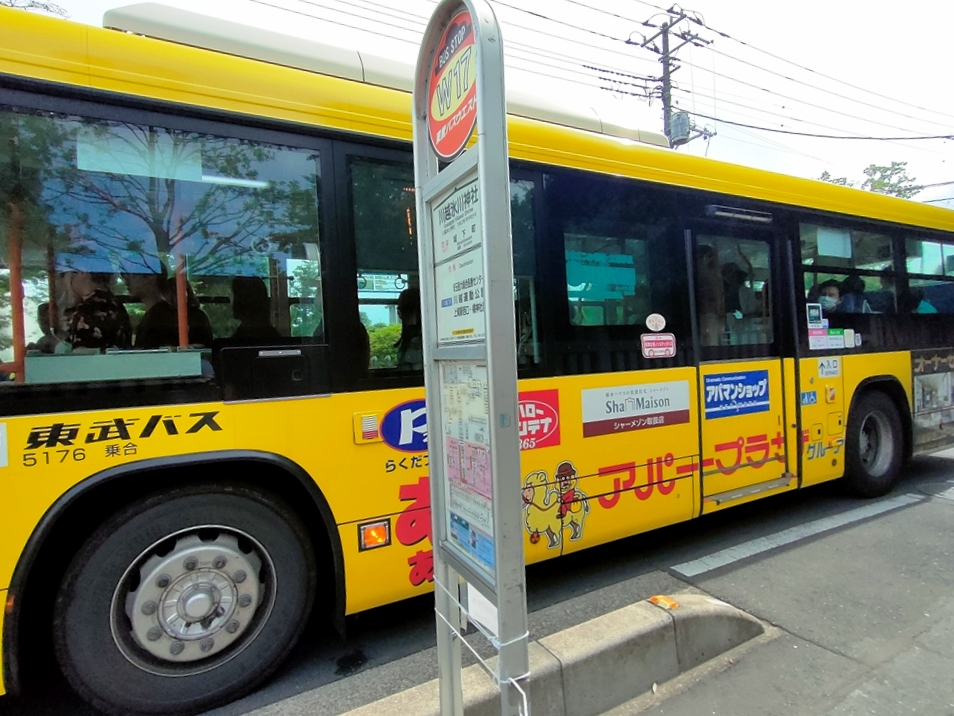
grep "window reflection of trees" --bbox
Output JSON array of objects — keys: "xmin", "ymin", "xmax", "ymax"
[{"xmin": 1, "ymin": 109, "xmax": 323, "ymax": 356}]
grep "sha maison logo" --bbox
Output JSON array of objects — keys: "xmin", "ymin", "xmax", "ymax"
[{"xmin": 582, "ymin": 381, "xmax": 690, "ymax": 438}]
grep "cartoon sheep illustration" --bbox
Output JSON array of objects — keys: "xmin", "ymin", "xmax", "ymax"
[
  {"xmin": 521, "ymin": 470, "xmax": 562, "ymax": 549},
  {"xmin": 521, "ymin": 462, "xmax": 590, "ymax": 549}
]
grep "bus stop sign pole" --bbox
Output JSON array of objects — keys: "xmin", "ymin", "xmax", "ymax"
[{"xmin": 413, "ymin": 1, "xmax": 530, "ymax": 714}]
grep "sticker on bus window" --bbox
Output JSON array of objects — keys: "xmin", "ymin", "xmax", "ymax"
[
  {"xmin": 808, "ymin": 328, "xmax": 828, "ymax": 350},
  {"xmin": 806, "ymin": 303, "xmax": 823, "ymax": 329},
  {"xmin": 703, "ymin": 370, "xmax": 770, "ymax": 419},
  {"xmin": 645, "ymin": 313, "xmax": 666, "ymax": 332},
  {"xmin": 640, "ymin": 332, "xmax": 676, "ymax": 359},
  {"xmin": 581, "ymin": 381, "xmax": 691, "ymax": 437},
  {"xmin": 818, "ymin": 358, "xmax": 840, "ymax": 378}
]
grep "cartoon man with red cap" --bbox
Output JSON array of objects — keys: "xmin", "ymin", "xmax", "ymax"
[{"xmin": 555, "ymin": 460, "xmax": 588, "ymax": 540}]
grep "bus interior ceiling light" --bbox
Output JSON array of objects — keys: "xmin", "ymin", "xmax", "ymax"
[
  {"xmin": 705, "ymin": 205, "xmax": 774, "ymax": 223},
  {"xmin": 201, "ymin": 175, "xmax": 270, "ymax": 189}
]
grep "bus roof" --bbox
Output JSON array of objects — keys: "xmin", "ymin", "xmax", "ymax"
[
  {"xmin": 0, "ymin": 4, "xmax": 952, "ymax": 233},
  {"xmin": 101, "ymin": 2, "xmax": 671, "ymax": 149}
]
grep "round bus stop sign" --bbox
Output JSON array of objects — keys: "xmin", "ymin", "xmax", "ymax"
[{"xmin": 427, "ymin": 9, "xmax": 478, "ymax": 159}]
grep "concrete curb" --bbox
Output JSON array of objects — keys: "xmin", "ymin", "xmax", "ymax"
[{"xmin": 340, "ymin": 593, "xmax": 763, "ymax": 716}]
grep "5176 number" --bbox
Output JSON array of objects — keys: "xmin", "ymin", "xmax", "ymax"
[{"xmin": 23, "ymin": 448, "xmax": 86, "ymax": 467}]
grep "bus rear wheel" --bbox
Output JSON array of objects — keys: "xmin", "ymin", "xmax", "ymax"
[
  {"xmin": 844, "ymin": 391, "xmax": 903, "ymax": 498},
  {"xmin": 53, "ymin": 485, "xmax": 316, "ymax": 716}
]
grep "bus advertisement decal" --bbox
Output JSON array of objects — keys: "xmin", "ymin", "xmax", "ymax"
[
  {"xmin": 521, "ymin": 460, "xmax": 588, "ymax": 549},
  {"xmin": 912, "ymin": 348, "xmax": 954, "ymax": 452},
  {"xmin": 703, "ymin": 370, "xmax": 770, "ymax": 419},
  {"xmin": 381, "ymin": 400, "xmax": 428, "ymax": 453},
  {"xmin": 581, "ymin": 381, "xmax": 691, "ymax": 438},
  {"xmin": 517, "ymin": 390, "xmax": 560, "ymax": 450}
]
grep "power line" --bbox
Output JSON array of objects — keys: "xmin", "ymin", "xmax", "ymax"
[
  {"xmin": 696, "ymin": 44, "xmax": 954, "ymax": 135},
  {"xmin": 686, "ymin": 112, "xmax": 954, "ymax": 141},
  {"xmin": 673, "ymin": 56, "xmax": 940, "ymax": 137},
  {"xmin": 252, "ymin": 0, "xmax": 651, "ymax": 94},
  {"xmin": 689, "ymin": 16, "xmax": 954, "ymax": 125}
]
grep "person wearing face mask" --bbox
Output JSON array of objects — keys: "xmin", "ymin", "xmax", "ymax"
[{"xmin": 817, "ymin": 279, "xmax": 843, "ymax": 314}]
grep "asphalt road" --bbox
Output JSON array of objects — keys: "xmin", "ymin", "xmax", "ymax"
[
  {"xmin": 609, "ymin": 452, "xmax": 954, "ymax": 715},
  {"xmin": 3, "ymin": 454, "xmax": 951, "ymax": 716}
]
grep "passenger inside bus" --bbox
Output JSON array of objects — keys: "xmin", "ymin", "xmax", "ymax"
[
  {"xmin": 394, "ymin": 287, "xmax": 423, "ymax": 370},
  {"xmin": 840, "ymin": 275, "xmax": 873, "ymax": 313},
  {"xmin": 816, "ymin": 279, "xmax": 843, "ymax": 314},
  {"xmin": 898, "ymin": 286, "xmax": 938, "ymax": 314},
  {"xmin": 26, "ymin": 303, "xmax": 62, "ymax": 354},
  {"xmin": 163, "ymin": 277, "xmax": 214, "ymax": 347},
  {"xmin": 125, "ymin": 269, "xmax": 179, "ymax": 349},
  {"xmin": 231, "ymin": 276, "xmax": 280, "ymax": 342},
  {"xmin": 64, "ymin": 270, "xmax": 132, "ymax": 351},
  {"xmin": 695, "ymin": 244, "xmax": 725, "ymax": 346}
]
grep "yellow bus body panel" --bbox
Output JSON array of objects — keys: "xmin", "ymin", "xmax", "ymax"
[{"xmin": 0, "ymin": 595, "xmax": 5, "ymax": 696}]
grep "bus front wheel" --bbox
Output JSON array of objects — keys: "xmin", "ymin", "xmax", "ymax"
[
  {"xmin": 844, "ymin": 391, "xmax": 903, "ymax": 498},
  {"xmin": 52, "ymin": 485, "xmax": 316, "ymax": 716}
]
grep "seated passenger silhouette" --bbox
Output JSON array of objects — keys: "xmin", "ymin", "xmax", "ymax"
[
  {"xmin": 394, "ymin": 287, "xmax": 422, "ymax": 370},
  {"xmin": 65, "ymin": 270, "xmax": 132, "ymax": 351},
  {"xmin": 231, "ymin": 276, "xmax": 281, "ymax": 342},
  {"xmin": 27, "ymin": 302, "xmax": 62, "ymax": 354},
  {"xmin": 125, "ymin": 270, "xmax": 178, "ymax": 349},
  {"xmin": 160, "ymin": 273, "xmax": 214, "ymax": 347}
]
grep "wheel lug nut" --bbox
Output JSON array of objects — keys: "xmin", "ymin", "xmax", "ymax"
[
  {"xmin": 183, "ymin": 557, "xmax": 198, "ymax": 571},
  {"xmin": 238, "ymin": 594, "xmax": 252, "ymax": 608},
  {"xmin": 200, "ymin": 638, "xmax": 214, "ymax": 653},
  {"xmin": 233, "ymin": 570, "xmax": 247, "ymax": 584},
  {"xmin": 225, "ymin": 620, "xmax": 240, "ymax": 634},
  {"xmin": 141, "ymin": 601, "xmax": 157, "ymax": 616},
  {"xmin": 170, "ymin": 641, "xmax": 184, "ymax": 656},
  {"xmin": 156, "ymin": 574, "xmax": 171, "ymax": 588},
  {"xmin": 146, "ymin": 627, "xmax": 162, "ymax": 642},
  {"xmin": 213, "ymin": 555, "xmax": 227, "ymax": 569}
]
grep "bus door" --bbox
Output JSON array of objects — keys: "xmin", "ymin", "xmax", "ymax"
[{"xmin": 690, "ymin": 221, "xmax": 795, "ymax": 513}]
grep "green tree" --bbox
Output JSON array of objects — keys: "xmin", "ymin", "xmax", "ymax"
[
  {"xmin": 818, "ymin": 170, "xmax": 852, "ymax": 187},
  {"xmin": 367, "ymin": 323, "xmax": 400, "ymax": 368},
  {"xmin": 861, "ymin": 161, "xmax": 924, "ymax": 199},
  {"xmin": 819, "ymin": 161, "xmax": 923, "ymax": 199},
  {"xmin": 288, "ymin": 259, "xmax": 322, "ymax": 337}
]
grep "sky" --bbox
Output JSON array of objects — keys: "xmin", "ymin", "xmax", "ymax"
[{"xmin": 36, "ymin": 0, "xmax": 954, "ymax": 207}]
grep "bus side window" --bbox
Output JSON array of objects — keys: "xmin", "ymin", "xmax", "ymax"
[
  {"xmin": 350, "ymin": 157, "xmax": 420, "ymax": 377},
  {"xmin": 511, "ymin": 178, "xmax": 541, "ymax": 367},
  {"xmin": 0, "ymin": 108, "xmax": 324, "ymax": 386}
]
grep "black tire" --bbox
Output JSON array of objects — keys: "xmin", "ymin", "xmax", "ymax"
[
  {"xmin": 844, "ymin": 391, "xmax": 904, "ymax": 498},
  {"xmin": 53, "ymin": 485, "xmax": 316, "ymax": 716}
]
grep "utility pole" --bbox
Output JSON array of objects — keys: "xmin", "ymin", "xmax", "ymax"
[
  {"xmin": 629, "ymin": 7, "xmax": 712, "ymax": 146},
  {"xmin": 660, "ymin": 20, "xmax": 672, "ymax": 140}
]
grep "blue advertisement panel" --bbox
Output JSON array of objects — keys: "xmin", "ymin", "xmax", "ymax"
[{"xmin": 704, "ymin": 370, "xmax": 770, "ymax": 419}]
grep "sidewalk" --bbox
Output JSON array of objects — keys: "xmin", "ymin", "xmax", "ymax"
[
  {"xmin": 238, "ymin": 592, "xmax": 764, "ymax": 716},
  {"xmin": 608, "ymin": 596, "xmax": 954, "ymax": 715}
]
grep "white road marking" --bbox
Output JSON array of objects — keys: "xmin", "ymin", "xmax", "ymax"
[{"xmin": 671, "ymin": 493, "xmax": 925, "ymax": 578}]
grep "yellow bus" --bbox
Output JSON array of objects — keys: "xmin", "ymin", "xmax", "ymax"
[{"xmin": 2, "ymin": 4, "xmax": 953, "ymax": 714}]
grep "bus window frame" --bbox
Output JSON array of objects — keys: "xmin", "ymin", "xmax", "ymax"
[{"xmin": 0, "ymin": 83, "xmax": 335, "ymax": 407}]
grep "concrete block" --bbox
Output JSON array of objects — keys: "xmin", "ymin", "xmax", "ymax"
[
  {"xmin": 538, "ymin": 601, "xmax": 678, "ymax": 716},
  {"xmin": 664, "ymin": 593, "xmax": 764, "ymax": 672}
]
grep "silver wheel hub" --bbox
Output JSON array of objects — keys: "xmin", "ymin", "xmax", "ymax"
[
  {"xmin": 859, "ymin": 411, "xmax": 892, "ymax": 476},
  {"xmin": 116, "ymin": 531, "xmax": 265, "ymax": 668}
]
